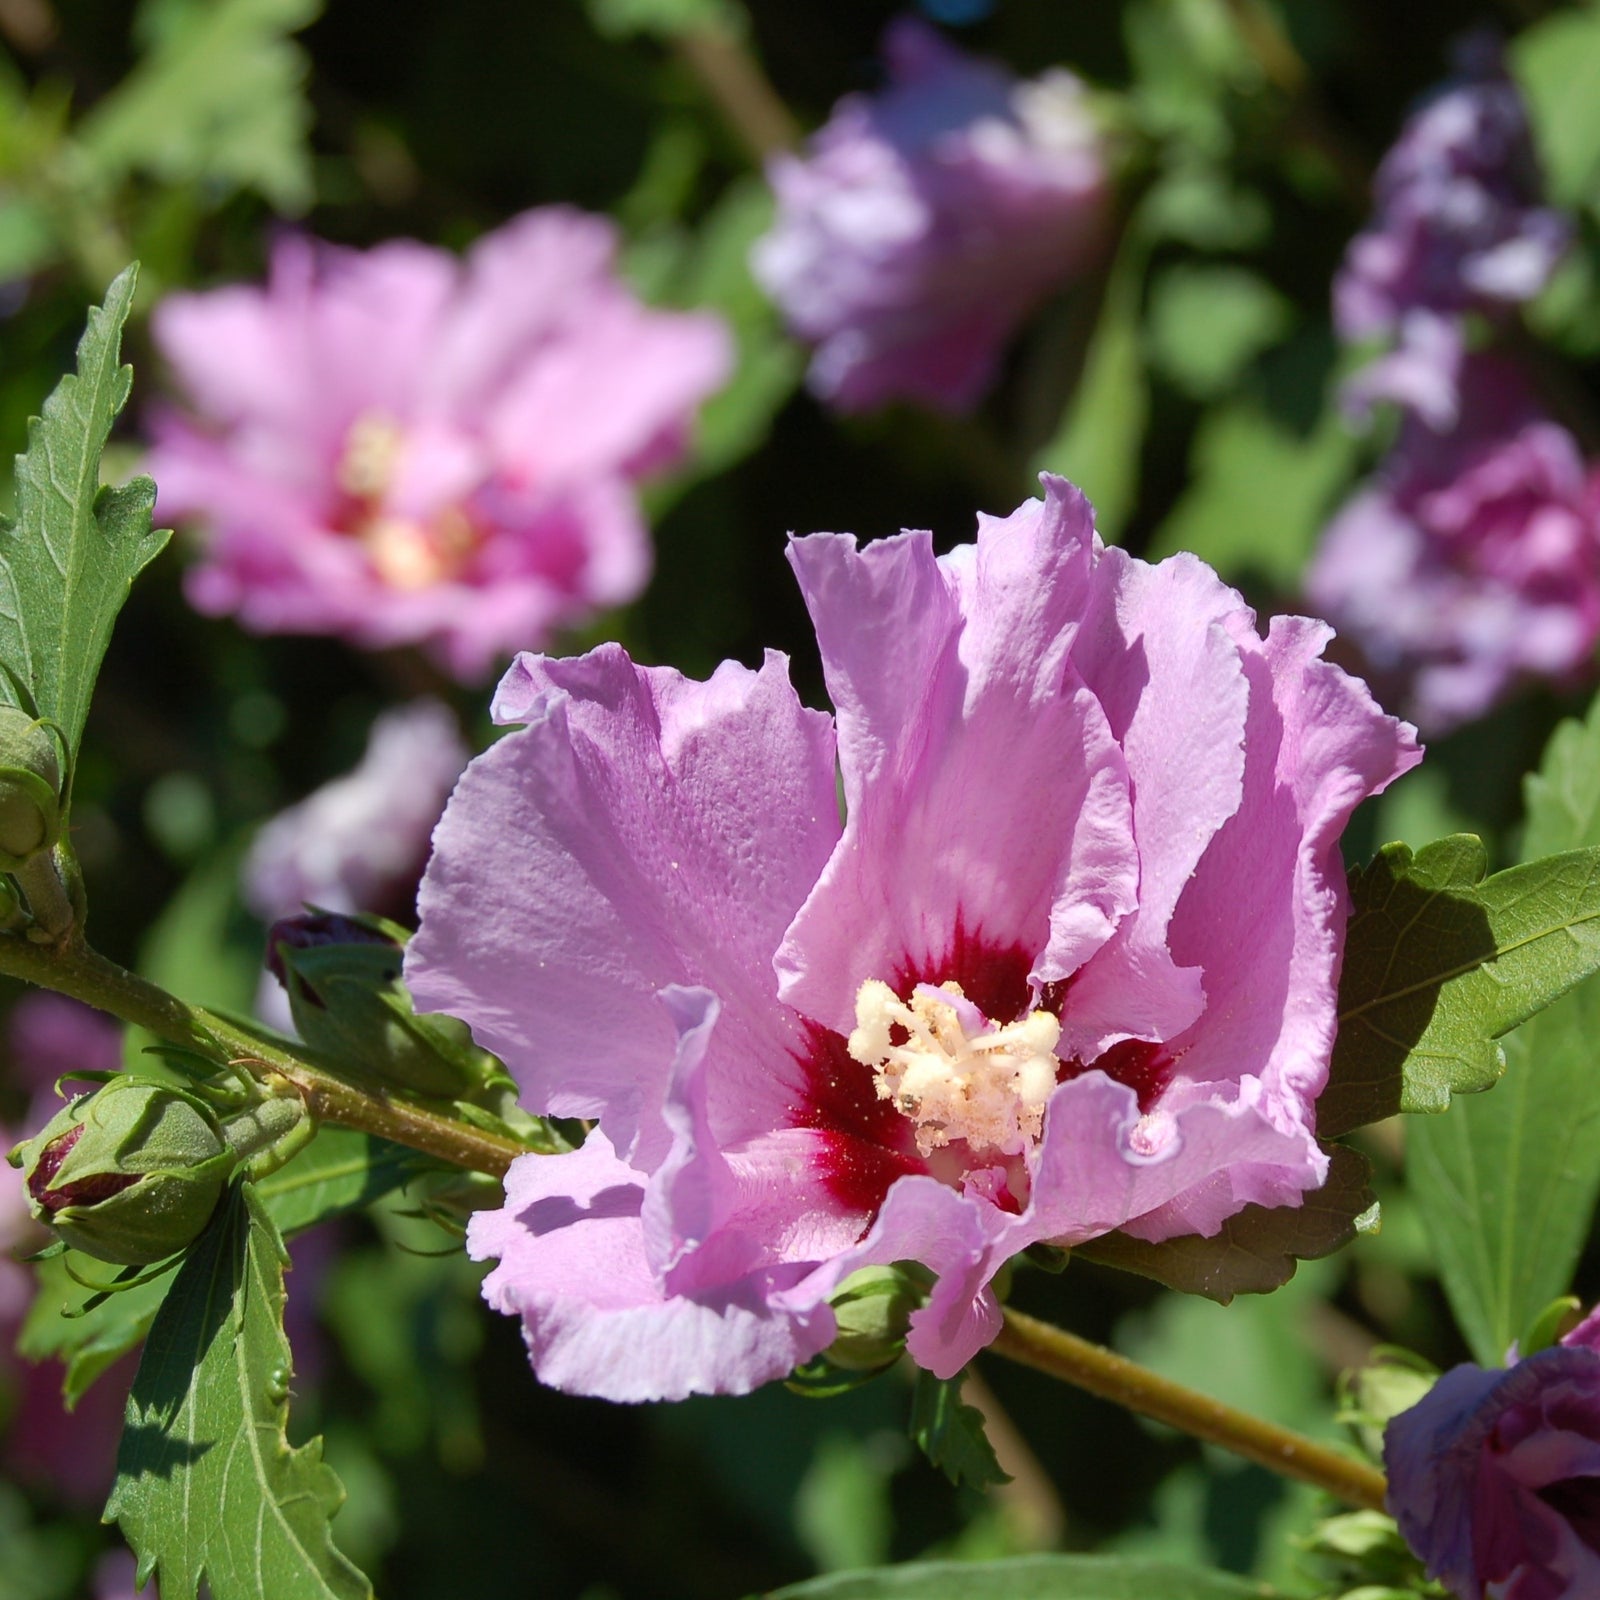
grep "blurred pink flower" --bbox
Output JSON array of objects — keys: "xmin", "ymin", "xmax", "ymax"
[
  {"xmin": 1308, "ymin": 355, "xmax": 1600, "ymax": 732},
  {"xmin": 147, "ymin": 209, "xmax": 733, "ymax": 679},
  {"xmin": 752, "ymin": 17, "xmax": 1108, "ymax": 413},
  {"xmin": 409, "ymin": 475, "xmax": 1417, "ymax": 1402}
]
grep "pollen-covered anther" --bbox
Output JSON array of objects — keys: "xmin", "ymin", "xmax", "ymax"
[{"xmin": 847, "ymin": 977, "xmax": 1061, "ymax": 1158}]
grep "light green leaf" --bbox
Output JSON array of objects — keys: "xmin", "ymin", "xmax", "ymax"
[
  {"xmin": 18, "ymin": 1253, "xmax": 177, "ymax": 1406},
  {"xmin": 106, "ymin": 1183, "xmax": 371, "ymax": 1600},
  {"xmin": 1512, "ymin": 5, "xmax": 1600, "ymax": 211},
  {"xmin": 254, "ymin": 1127, "xmax": 430, "ymax": 1235},
  {"xmin": 1321, "ymin": 835, "xmax": 1600, "ymax": 1136},
  {"xmin": 0, "ymin": 265, "xmax": 168, "ymax": 761},
  {"xmin": 1032, "ymin": 244, "xmax": 1148, "ymax": 540},
  {"xmin": 76, "ymin": 0, "xmax": 321, "ymax": 213},
  {"xmin": 908, "ymin": 1368, "xmax": 1009, "ymax": 1492},
  {"xmin": 1078, "ymin": 1144, "xmax": 1374, "ymax": 1301},
  {"xmin": 1409, "ymin": 696, "xmax": 1600, "ymax": 1363},
  {"xmin": 1145, "ymin": 264, "xmax": 1292, "ymax": 399},
  {"xmin": 586, "ymin": 0, "xmax": 743, "ymax": 39},
  {"xmin": 764, "ymin": 1554, "xmax": 1283, "ymax": 1599},
  {"xmin": 1149, "ymin": 396, "xmax": 1356, "ymax": 588}
]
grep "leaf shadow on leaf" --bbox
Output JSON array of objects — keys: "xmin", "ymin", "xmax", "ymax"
[
  {"xmin": 112, "ymin": 1421, "xmax": 214, "ymax": 1482},
  {"xmin": 1318, "ymin": 841, "xmax": 1498, "ymax": 1138}
]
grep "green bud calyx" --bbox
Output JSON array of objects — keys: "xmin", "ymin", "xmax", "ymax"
[
  {"xmin": 10, "ymin": 1076, "xmax": 233, "ymax": 1264},
  {"xmin": 0, "ymin": 707, "xmax": 62, "ymax": 866},
  {"xmin": 823, "ymin": 1264, "xmax": 930, "ymax": 1373}
]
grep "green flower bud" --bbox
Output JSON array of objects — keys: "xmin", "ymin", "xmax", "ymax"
[
  {"xmin": 823, "ymin": 1264, "xmax": 929, "ymax": 1373},
  {"xmin": 0, "ymin": 707, "xmax": 61, "ymax": 867},
  {"xmin": 9, "ymin": 1077, "xmax": 233, "ymax": 1264},
  {"xmin": 268, "ymin": 911, "xmax": 500, "ymax": 1100}
]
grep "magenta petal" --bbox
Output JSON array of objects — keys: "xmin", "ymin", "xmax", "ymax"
[
  {"xmin": 408, "ymin": 645, "xmax": 839, "ymax": 1165},
  {"xmin": 470, "ymin": 1133, "xmax": 833, "ymax": 1402},
  {"xmin": 777, "ymin": 478, "xmax": 1137, "ymax": 1030}
]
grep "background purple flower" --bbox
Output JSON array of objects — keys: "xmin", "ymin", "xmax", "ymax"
[
  {"xmin": 751, "ymin": 17, "xmax": 1108, "ymax": 414},
  {"xmin": 1334, "ymin": 34, "xmax": 1567, "ymax": 348},
  {"xmin": 1386, "ymin": 1307, "xmax": 1600, "ymax": 1599},
  {"xmin": 408, "ymin": 474, "xmax": 1417, "ymax": 1404},
  {"xmin": 243, "ymin": 698, "xmax": 468, "ymax": 927},
  {"xmin": 146, "ymin": 209, "xmax": 733, "ymax": 680},
  {"xmin": 1307, "ymin": 355, "xmax": 1600, "ymax": 733}
]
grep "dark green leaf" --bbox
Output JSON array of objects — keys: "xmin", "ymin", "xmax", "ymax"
[
  {"xmin": 908, "ymin": 1368, "xmax": 1009, "ymax": 1492},
  {"xmin": 1078, "ymin": 1144, "xmax": 1375, "ymax": 1301},
  {"xmin": 106, "ymin": 1183, "xmax": 371, "ymax": 1600},
  {"xmin": 1409, "ymin": 699, "xmax": 1600, "ymax": 1362},
  {"xmin": 76, "ymin": 0, "xmax": 321, "ymax": 213},
  {"xmin": 762, "ymin": 1554, "xmax": 1283, "ymax": 1599},
  {"xmin": 0, "ymin": 265, "xmax": 169, "ymax": 762},
  {"xmin": 1320, "ymin": 835, "xmax": 1600, "ymax": 1136}
]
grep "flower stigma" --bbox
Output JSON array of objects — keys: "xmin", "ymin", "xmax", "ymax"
[{"xmin": 847, "ymin": 978, "xmax": 1060, "ymax": 1158}]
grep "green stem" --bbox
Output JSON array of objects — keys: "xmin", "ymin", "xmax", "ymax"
[
  {"xmin": 990, "ymin": 1306, "xmax": 1389, "ymax": 1512},
  {"xmin": 0, "ymin": 933, "xmax": 526, "ymax": 1177}
]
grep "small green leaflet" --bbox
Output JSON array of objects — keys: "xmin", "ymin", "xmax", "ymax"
[
  {"xmin": 75, "ymin": 0, "xmax": 321, "ymax": 214},
  {"xmin": 1409, "ymin": 696, "xmax": 1600, "ymax": 1363},
  {"xmin": 908, "ymin": 1368, "xmax": 1009, "ymax": 1492},
  {"xmin": 1078, "ymin": 1144, "xmax": 1375, "ymax": 1302},
  {"xmin": 106, "ymin": 1183, "xmax": 371, "ymax": 1600},
  {"xmin": 761, "ymin": 1553, "xmax": 1283, "ymax": 1599},
  {"xmin": 1318, "ymin": 834, "xmax": 1600, "ymax": 1136},
  {"xmin": 0, "ymin": 264, "xmax": 169, "ymax": 763}
]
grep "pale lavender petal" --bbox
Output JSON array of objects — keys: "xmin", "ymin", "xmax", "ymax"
[
  {"xmin": 469, "ymin": 1132, "xmax": 832, "ymax": 1402},
  {"xmin": 408, "ymin": 646, "xmax": 839, "ymax": 1165}
]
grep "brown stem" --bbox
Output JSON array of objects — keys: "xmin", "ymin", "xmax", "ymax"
[
  {"xmin": 0, "ymin": 934, "xmax": 526, "ymax": 1177},
  {"xmin": 990, "ymin": 1306, "xmax": 1389, "ymax": 1511},
  {"xmin": 675, "ymin": 25, "xmax": 799, "ymax": 161}
]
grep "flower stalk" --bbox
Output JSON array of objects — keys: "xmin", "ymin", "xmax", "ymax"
[
  {"xmin": 0, "ymin": 932, "xmax": 527, "ymax": 1177},
  {"xmin": 990, "ymin": 1306, "xmax": 1390, "ymax": 1511}
]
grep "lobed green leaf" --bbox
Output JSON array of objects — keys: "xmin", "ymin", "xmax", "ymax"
[
  {"xmin": 907, "ymin": 1368, "xmax": 1009, "ymax": 1493},
  {"xmin": 1408, "ymin": 696, "xmax": 1600, "ymax": 1363},
  {"xmin": 106, "ymin": 1182, "xmax": 371, "ymax": 1600},
  {"xmin": 1320, "ymin": 834, "xmax": 1600, "ymax": 1136},
  {"xmin": 0, "ymin": 264, "xmax": 169, "ymax": 764}
]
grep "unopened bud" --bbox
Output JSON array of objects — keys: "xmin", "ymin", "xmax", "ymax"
[
  {"xmin": 9, "ymin": 1077, "xmax": 232, "ymax": 1264},
  {"xmin": 824, "ymin": 1264, "xmax": 929, "ymax": 1372},
  {"xmin": 268, "ymin": 910, "xmax": 497, "ymax": 1100},
  {"xmin": 0, "ymin": 708, "xmax": 61, "ymax": 867}
]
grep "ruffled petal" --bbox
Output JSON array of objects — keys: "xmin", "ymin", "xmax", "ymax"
[
  {"xmin": 778, "ymin": 478, "xmax": 1137, "ymax": 1031},
  {"xmin": 1058, "ymin": 542, "xmax": 1252, "ymax": 1056},
  {"xmin": 469, "ymin": 1132, "xmax": 832, "ymax": 1403},
  {"xmin": 407, "ymin": 645, "xmax": 839, "ymax": 1165}
]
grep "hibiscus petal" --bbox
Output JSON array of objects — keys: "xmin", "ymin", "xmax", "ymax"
[
  {"xmin": 470, "ymin": 1132, "xmax": 832, "ymax": 1402},
  {"xmin": 407, "ymin": 645, "xmax": 839, "ymax": 1165},
  {"xmin": 778, "ymin": 477, "xmax": 1137, "ymax": 1031}
]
